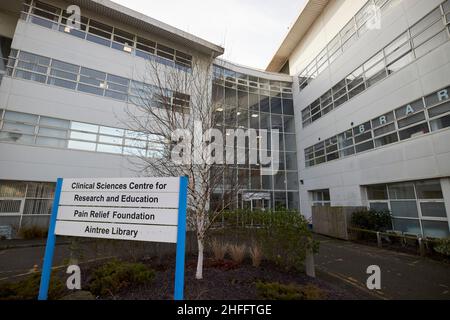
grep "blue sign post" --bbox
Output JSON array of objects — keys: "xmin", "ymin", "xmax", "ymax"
[
  {"xmin": 38, "ymin": 178, "xmax": 63, "ymax": 300},
  {"xmin": 174, "ymin": 176, "xmax": 188, "ymax": 300},
  {"xmin": 37, "ymin": 176, "xmax": 188, "ymax": 300}
]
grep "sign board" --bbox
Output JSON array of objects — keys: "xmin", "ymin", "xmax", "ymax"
[
  {"xmin": 243, "ymin": 192, "xmax": 271, "ymax": 201},
  {"xmin": 38, "ymin": 176, "xmax": 188, "ymax": 301}
]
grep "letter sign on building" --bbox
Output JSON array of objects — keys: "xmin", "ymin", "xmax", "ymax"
[{"xmin": 38, "ymin": 176, "xmax": 188, "ymax": 300}]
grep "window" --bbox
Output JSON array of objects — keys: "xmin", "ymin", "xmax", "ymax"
[
  {"xmin": 366, "ymin": 179, "xmax": 449, "ymax": 237},
  {"xmin": 302, "ymin": 1, "xmax": 450, "ymax": 127},
  {"xmin": 311, "ymin": 189, "xmax": 330, "ymax": 207},
  {"xmin": 0, "ymin": 180, "xmax": 55, "ymax": 215},
  {"xmin": 0, "ymin": 110, "xmax": 166, "ymax": 158}
]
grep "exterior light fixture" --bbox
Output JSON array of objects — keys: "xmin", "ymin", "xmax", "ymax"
[
  {"xmin": 251, "ymin": 114, "xmax": 259, "ymax": 118},
  {"xmin": 216, "ymin": 107, "xmax": 224, "ymax": 112},
  {"xmin": 64, "ymin": 26, "xmax": 71, "ymax": 33}
]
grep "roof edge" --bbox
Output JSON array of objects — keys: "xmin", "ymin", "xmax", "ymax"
[
  {"xmin": 70, "ymin": 0, "xmax": 224, "ymax": 57},
  {"xmin": 266, "ymin": 0, "xmax": 329, "ymax": 72}
]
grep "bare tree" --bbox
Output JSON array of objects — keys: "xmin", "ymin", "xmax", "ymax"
[{"xmin": 124, "ymin": 55, "xmax": 243, "ymax": 279}]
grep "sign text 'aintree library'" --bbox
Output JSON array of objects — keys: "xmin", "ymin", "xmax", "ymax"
[{"xmin": 38, "ymin": 176, "xmax": 188, "ymax": 301}]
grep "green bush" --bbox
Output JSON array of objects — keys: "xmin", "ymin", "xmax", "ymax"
[
  {"xmin": 256, "ymin": 281, "xmax": 324, "ymax": 300},
  {"xmin": 351, "ymin": 210, "xmax": 392, "ymax": 232},
  {"xmin": 19, "ymin": 226, "xmax": 48, "ymax": 239},
  {"xmin": 0, "ymin": 273, "xmax": 65, "ymax": 300},
  {"xmin": 88, "ymin": 259, "xmax": 155, "ymax": 297},
  {"xmin": 220, "ymin": 210, "xmax": 318, "ymax": 271},
  {"xmin": 434, "ymin": 238, "xmax": 450, "ymax": 256}
]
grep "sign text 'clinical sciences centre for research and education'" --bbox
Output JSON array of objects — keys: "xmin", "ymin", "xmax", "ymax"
[{"xmin": 38, "ymin": 176, "xmax": 188, "ymax": 300}]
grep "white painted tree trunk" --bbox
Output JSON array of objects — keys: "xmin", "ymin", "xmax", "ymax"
[{"xmin": 196, "ymin": 237, "xmax": 204, "ymax": 279}]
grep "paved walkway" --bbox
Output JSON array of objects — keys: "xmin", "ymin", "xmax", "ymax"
[{"xmin": 314, "ymin": 234, "xmax": 450, "ymax": 300}]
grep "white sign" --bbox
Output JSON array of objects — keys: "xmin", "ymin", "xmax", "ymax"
[
  {"xmin": 56, "ymin": 206, "xmax": 178, "ymax": 225},
  {"xmin": 55, "ymin": 220, "xmax": 178, "ymax": 242},
  {"xmin": 55, "ymin": 177, "xmax": 181, "ymax": 242},
  {"xmin": 39, "ymin": 176, "xmax": 188, "ymax": 301},
  {"xmin": 59, "ymin": 191, "xmax": 179, "ymax": 208}
]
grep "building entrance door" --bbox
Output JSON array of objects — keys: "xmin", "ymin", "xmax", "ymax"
[{"xmin": 241, "ymin": 192, "xmax": 271, "ymax": 211}]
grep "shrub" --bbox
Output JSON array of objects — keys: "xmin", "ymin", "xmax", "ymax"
[
  {"xmin": 219, "ymin": 210, "xmax": 318, "ymax": 271},
  {"xmin": 351, "ymin": 210, "xmax": 392, "ymax": 232},
  {"xmin": 0, "ymin": 273, "xmax": 65, "ymax": 300},
  {"xmin": 434, "ymin": 238, "xmax": 450, "ymax": 256},
  {"xmin": 88, "ymin": 259, "xmax": 155, "ymax": 297},
  {"xmin": 228, "ymin": 244, "xmax": 246, "ymax": 264},
  {"xmin": 258, "ymin": 211, "xmax": 318, "ymax": 271},
  {"xmin": 256, "ymin": 281, "xmax": 324, "ymax": 300},
  {"xmin": 19, "ymin": 226, "xmax": 48, "ymax": 239},
  {"xmin": 210, "ymin": 239, "xmax": 228, "ymax": 261},
  {"xmin": 249, "ymin": 244, "xmax": 263, "ymax": 267}
]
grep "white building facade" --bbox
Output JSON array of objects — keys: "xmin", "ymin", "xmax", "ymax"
[
  {"xmin": 0, "ymin": 0, "xmax": 449, "ymax": 238},
  {"xmin": 268, "ymin": 0, "xmax": 450, "ymax": 238}
]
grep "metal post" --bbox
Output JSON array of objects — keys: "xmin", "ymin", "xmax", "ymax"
[
  {"xmin": 38, "ymin": 178, "xmax": 63, "ymax": 300},
  {"xmin": 174, "ymin": 176, "xmax": 188, "ymax": 300}
]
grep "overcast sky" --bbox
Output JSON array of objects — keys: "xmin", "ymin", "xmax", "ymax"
[{"xmin": 113, "ymin": 0, "xmax": 306, "ymax": 70}]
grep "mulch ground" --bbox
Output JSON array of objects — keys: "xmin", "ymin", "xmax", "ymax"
[{"xmin": 89, "ymin": 255, "xmax": 362, "ymax": 300}]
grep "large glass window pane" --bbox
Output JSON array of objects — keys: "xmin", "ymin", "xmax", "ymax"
[
  {"xmin": 386, "ymin": 52, "xmax": 414, "ymax": 74},
  {"xmin": 425, "ymin": 87, "xmax": 450, "ymax": 107},
  {"xmin": 88, "ymin": 19, "xmax": 112, "ymax": 38},
  {"xmin": 283, "ymin": 99, "xmax": 294, "ymax": 115},
  {"xmin": 430, "ymin": 115, "xmax": 450, "ymax": 131},
  {"xmin": 428, "ymin": 101, "xmax": 450, "ymax": 118},
  {"xmin": 2, "ymin": 122, "xmax": 35, "ymax": 134},
  {"xmin": 415, "ymin": 180, "xmax": 443, "ymax": 199},
  {"xmin": 397, "ymin": 111, "xmax": 426, "ymax": 129},
  {"xmin": 355, "ymin": 140, "xmax": 374, "ymax": 153},
  {"xmin": 389, "ymin": 182, "xmax": 416, "ymax": 199},
  {"xmin": 4, "ymin": 111, "xmax": 38, "ymax": 124},
  {"xmin": 51, "ymin": 59, "xmax": 79, "ymax": 74},
  {"xmin": 70, "ymin": 131, "xmax": 96, "ymax": 141},
  {"xmin": 71, "ymin": 122, "xmax": 98, "ymax": 133},
  {"xmin": 99, "ymin": 126, "xmax": 124, "ymax": 136},
  {"xmin": 420, "ymin": 202, "xmax": 447, "ymax": 218},
  {"xmin": 270, "ymin": 97, "xmax": 282, "ymax": 114},
  {"xmin": 38, "ymin": 127, "xmax": 67, "ymax": 139},
  {"xmin": 414, "ymin": 30, "xmax": 448, "ymax": 59},
  {"xmin": 374, "ymin": 132, "xmax": 398, "ymax": 147},
  {"xmin": 392, "ymin": 218, "xmax": 421, "ymax": 235},
  {"xmin": 398, "ymin": 122, "xmax": 429, "ymax": 140},
  {"xmin": 0, "ymin": 131, "xmax": 34, "ymax": 144},
  {"xmin": 374, "ymin": 123, "xmax": 396, "ymax": 137},
  {"xmin": 367, "ymin": 185, "xmax": 388, "ymax": 200},
  {"xmin": 365, "ymin": 61, "xmax": 387, "ymax": 87},
  {"xmin": 391, "ymin": 201, "xmax": 418, "ymax": 218},
  {"xmin": 410, "ymin": 8, "xmax": 441, "ymax": 37},
  {"xmin": 285, "ymin": 152, "xmax": 297, "ymax": 170},
  {"xmin": 14, "ymin": 70, "xmax": 46, "ymax": 83},
  {"xmin": 370, "ymin": 202, "xmax": 390, "ymax": 212},
  {"xmin": 422, "ymin": 220, "xmax": 450, "ymax": 238},
  {"xmin": 39, "ymin": 117, "xmax": 70, "ymax": 129},
  {"xmin": 47, "ymin": 77, "xmax": 77, "ymax": 89}
]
